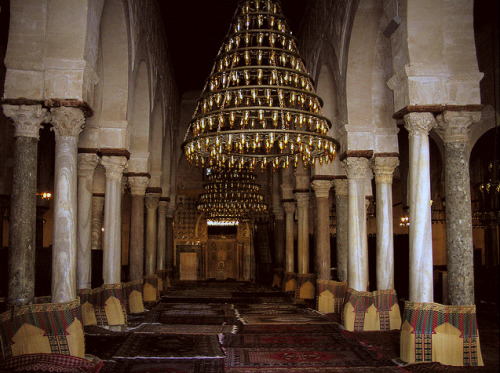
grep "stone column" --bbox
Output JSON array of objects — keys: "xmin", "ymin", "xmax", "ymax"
[
  {"xmin": 165, "ymin": 204, "xmax": 175, "ymax": 285},
  {"xmin": 2, "ymin": 104, "xmax": 47, "ymax": 305},
  {"xmin": 101, "ymin": 156, "xmax": 128, "ymax": 284},
  {"xmin": 273, "ymin": 206, "xmax": 285, "ymax": 277},
  {"xmin": 157, "ymin": 199, "xmax": 168, "ymax": 271},
  {"xmin": 50, "ymin": 106, "xmax": 85, "ymax": 303},
  {"xmin": 437, "ymin": 111, "xmax": 480, "ymax": 305},
  {"xmin": 145, "ymin": 192, "xmax": 160, "ymax": 276},
  {"xmin": 295, "ymin": 192, "xmax": 310, "ymax": 274},
  {"xmin": 76, "ymin": 153, "xmax": 99, "ymax": 290},
  {"xmin": 127, "ymin": 176, "xmax": 148, "ymax": 280},
  {"xmin": 345, "ymin": 157, "xmax": 371, "ymax": 291},
  {"xmin": 283, "ymin": 201, "xmax": 296, "ymax": 273},
  {"xmin": 311, "ymin": 179, "xmax": 333, "ymax": 280},
  {"xmin": 91, "ymin": 194, "xmax": 104, "ymax": 251},
  {"xmin": 333, "ymin": 178, "xmax": 348, "ymax": 282},
  {"xmin": 372, "ymin": 156, "xmax": 399, "ymax": 290},
  {"xmin": 404, "ymin": 112, "xmax": 436, "ymax": 302}
]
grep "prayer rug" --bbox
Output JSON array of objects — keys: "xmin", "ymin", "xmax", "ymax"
[
  {"xmin": 222, "ymin": 333, "xmax": 353, "ymax": 348},
  {"xmin": 239, "ymin": 323, "xmax": 338, "ymax": 334},
  {"xmin": 84, "ymin": 334, "xmax": 129, "ymax": 360},
  {"xmin": 225, "ymin": 367, "xmax": 403, "ymax": 373},
  {"xmin": 236, "ymin": 312, "xmax": 332, "ymax": 325},
  {"xmin": 225, "ymin": 347, "xmax": 397, "ymax": 368},
  {"xmin": 158, "ymin": 313, "xmax": 236, "ymax": 325},
  {"xmin": 402, "ymin": 361, "xmax": 491, "ymax": 372},
  {"xmin": 84, "ymin": 325, "xmax": 129, "ymax": 336},
  {"xmin": 113, "ymin": 334, "xmax": 224, "ymax": 359},
  {"xmin": 100, "ymin": 358, "xmax": 223, "ymax": 373},
  {"xmin": 0, "ymin": 353, "xmax": 103, "ymax": 373},
  {"xmin": 136, "ymin": 323, "xmax": 236, "ymax": 335},
  {"xmin": 342, "ymin": 329, "xmax": 401, "ymax": 361},
  {"xmin": 235, "ymin": 307, "xmax": 319, "ymax": 316}
]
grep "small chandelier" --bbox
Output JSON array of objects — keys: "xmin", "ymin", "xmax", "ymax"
[
  {"xmin": 198, "ymin": 169, "xmax": 268, "ymax": 219},
  {"xmin": 182, "ymin": 0, "xmax": 340, "ymax": 172}
]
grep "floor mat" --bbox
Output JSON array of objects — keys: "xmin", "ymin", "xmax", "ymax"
[
  {"xmin": 222, "ymin": 332, "xmax": 352, "ymax": 348},
  {"xmin": 100, "ymin": 358, "xmax": 223, "ymax": 373},
  {"xmin": 236, "ymin": 313, "xmax": 333, "ymax": 325},
  {"xmin": 113, "ymin": 334, "xmax": 224, "ymax": 359},
  {"xmin": 85, "ymin": 334, "xmax": 130, "ymax": 360},
  {"xmin": 137, "ymin": 323, "xmax": 236, "ymax": 335},
  {"xmin": 239, "ymin": 323, "xmax": 339, "ymax": 334}
]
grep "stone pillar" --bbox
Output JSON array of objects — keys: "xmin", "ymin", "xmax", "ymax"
[
  {"xmin": 165, "ymin": 204, "xmax": 175, "ymax": 285},
  {"xmin": 50, "ymin": 107, "xmax": 85, "ymax": 303},
  {"xmin": 372, "ymin": 156, "xmax": 399, "ymax": 290},
  {"xmin": 91, "ymin": 194, "xmax": 104, "ymax": 251},
  {"xmin": 127, "ymin": 176, "xmax": 149, "ymax": 280},
  {"xmin": 311, "ymin": 179, "xmax": 333, "ymax": 280},
  {"xmin": 2, "ymin": 104, "xmax": 47, "ymax": 305},
  {"xmin": 283, "ymin": 201, "xmax": 296, "ymax": 273},
  {"xmin": 272, "ymin": 206, "xmax": 285, "ymax": 281},
  {"xmin": 76, "ymin": 153, "xmax": 99, "ymax": 290},
  {"xmin": 333, "ymin": 178, "xmax": 348, "ymax": 282},
  {"xmin": 145, "ymin": 192, "xmax": 160, "ymax": 276},
  {"xmin": 157, "ymin": 199, "xmax": 168, "ymax": 271},
  {"xmin": 295, "ymin": 192, "xmax": 310, "ymax": 274},
  {"xmin": 101, "ymin": 156, "xmax": 128, "ymax": 284},
  {"xmin": 404, "ymin": 112, "xmax": 436, "ymax": 303},
  {"xmin": 437, "ymin": 111, "xmax": 480, "ymax": 305},
  {"xmin": 345, "ymin": 157, "xmax": 371, "ymax": 291}
]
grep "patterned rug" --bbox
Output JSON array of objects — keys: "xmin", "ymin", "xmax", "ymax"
[
  {"xmin": 341, "ymin": 329, "xmax": 401, "ymax": 361},
  {"xmin": 158, "ymin": 313, "xmax": 237, "ymax": 325},
  {"xmin": 113, "ymin": 334, "xmax": 224, "ymax": 359},
  {"xmin": 222, "ymin": 332, "xmax": 353, "ymax": 348},
  {"xmin": 225, "ymin": 366, "xmax": 404, "ymax": 372},
  {"xmin": 236, "ymin": 313, "xmax": 333, "ymax": 325},
  {"xmin": 85, "ymin": 334, "xmax": 130, "ymax": 360},
  {"xmin": 137, "ymin": 323, "xmax": 236, "ymax": 335},
  {"xmin": 100, "ymin": 358, "xmax": 223, "ymax": 373},
  {"xmin": 402, "ymin": 362, "xmax": 493, "ymax": 372},
  {"xmin": 235, "ymin": 307, "xmax": 320, "ymax": 316},
  {"xmin": 0, "ymin": 353, "xmax": 103, "ymax": 373},
  {"xmin": 239, "ymin": 323, "xmax": 339, "ymax": 334}
]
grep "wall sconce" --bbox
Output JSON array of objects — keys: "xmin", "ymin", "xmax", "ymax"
[{"xmin": 37, "ymin": 192, "xmax": 52, "ymax": 200}]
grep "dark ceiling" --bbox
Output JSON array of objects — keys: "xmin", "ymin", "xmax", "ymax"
[{"xmin": 160, "ymin": 0, "xmax": 311, "ymax": 94}]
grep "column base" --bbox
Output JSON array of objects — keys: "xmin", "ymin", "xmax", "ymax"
[
  {"xmin": 123, "ymin": 279, "xmax": 145, "ymax": 314},
  {"xmin": 400, "ymin": 301, "xmax": 483, "ymax": 367},
  {"xmin": 295, "ymin": 273, "xmax": 316, "ymax": 301},
  {"xmin": 282, "ymin": 272, "xmax": 296, "ymax": 293},
  {"xmin": 143, "ymin": 275, "xmax": 160, "ymax": 302},
  {"xmin": 316, "ymin": 279, "xmax": 347, "ymax": 313},
  {"xmin": 272, "ymin": 268, "xmax": 284, "ymax": 288}
]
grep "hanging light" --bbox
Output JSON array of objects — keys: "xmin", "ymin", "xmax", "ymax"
[{"xmin": 182, "ymin": 0, "xmax": 340, "ymax": 172}]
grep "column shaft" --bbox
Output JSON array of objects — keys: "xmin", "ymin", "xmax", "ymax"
[
  {"xmin": 295, "ymin": 192, "xmax": 310, "ymax": 274},
  {"xmin": 333, "ymin": 179, "xmax": 348, "ymax": 282},
  {"xmin": 312, "ymin": 180, "xmax": 333, "ymax": 280},
  {"xmin": 166, "ymin": 207, "xmax": 175, "ymax": 272},
  {"xmin": 283, "ymin": 201, "xmax": 295, "ymax": 272},
  {"xmin": 145, "ymin": 193, "xmax": 160, "ymax": 275},
  {"xmin": 91, "ymin": 195, "xmax": 104, "ymax": 251},
  {"xmin": 128, "ymin": 176, "xmax": 149, "ymax": 280},
  {"xmin": 157, "ymin": 200, "xmax": 168, "ymax": 271}
]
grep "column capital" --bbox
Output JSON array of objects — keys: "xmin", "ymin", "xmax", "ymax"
[
  {"xmin": 345, "ymin": 157, "xmax": 371, "ymax": 180},
  {"xmin": 403, "ymin": 112, "xmax": 436, "ymax": 136},
  {"xmin": 158, "ymin": 200, "xmax": 169, "ymax": 214},
  {"xmin": 372, "ymin": 157, "xmax": 399, "ymax": 184},
  {"xmin": 2, "ymin": 104, "xmax": 49, "ymax": 139},
  {"xmin": 145, "ymin": 192, "xmax": 160, "ymax": 210},
  {"xmin": 435, "ymin": 111, "xmax": 481, "ymax": 143},
  {"xmin": 128, "ymin": 175, "xmax": 149, "ymax": 196},
  {"xmin": 333, "ymin": 178, "xmax": 348, "ymax": 196},
  {"xmin": 311, "ymin": 179, "xmax": 333, "ymax": 199},
  {"xmin": 77, "ymin": 153, "xmax": 99, "ymax": 177},
  {"xmin": 101, "ymin": 156, "xmax": 127, "ymax": 181},
  {"xmin": 50, "ymin": 106, "xmax": 85, "ymax": 137},
  {"xmin": 273, "ymin": 205, "xmax": 285, "ymax": 220},
  {"xmin": 294, "ymin": 191, "xmax": 310, "ymax": 207},
  {"xmin": 282, "ymin": 200, "xmax": 296, "ymax": 214}
]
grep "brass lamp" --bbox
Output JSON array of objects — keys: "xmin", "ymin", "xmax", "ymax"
[{"xmin": 182, "ymin": 0, "xmax": 340, "ymax": 172}]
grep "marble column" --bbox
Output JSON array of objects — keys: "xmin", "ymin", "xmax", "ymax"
[
  {"xmin": 372, "ymin": 156, "xmax": 399, "ymax": 290},
  {"xmin": 312, "ymin": 179, "xmax": 333, "ymax": 280},
  {"xmin": 101, "ymin": 156, "xmax": 128, "ymax": 284},
  {"xmin": 404, "ymin": 112, "xmax": 435, "ymax": 303},
  {"xmin": 165, "ymin": 205, "xmax": 175, "ymax": 284},
  {"xmin": 145, "ymin": 192, "xmax": 160, "ymax": 276},
  {"xmin": 50, "ymin": 106, "xmax": 85, "ymax": 303},
  {"xmin": 273, "ymin": 207, "xmax": 285, "ymax": 268},
  {"xmin": 91, "ymin": 194, "xmax": 104, "ymax": 251},
  {"xmin": 127, "ymin": 176, "xmax": 148, "ymax": 280},
  {"xmin": 437, "ymin": 111, "xmax": 480, "ymax": 305},
  {"xmin": 345, "ymin": 157, "xmax": 371, "ymax": 291},
  {"xmin": 76, "ymin": 153, "xmax": 99, "ymax": 290},
  {"xmin": 157, "ymin": 199, "xmax": 168, "ymax": 271},
  {"xmin": 295, "ymin": 192, "xmax": 310, "ymax": 274},
  {"xmin": 3, "ymin": 104, "xmax": 47, "ymax": 305},
  {"xmin": 333, "ymin": 178, "xmax": 348, "ymax": 282},
  {"xmin": 282, "ymin": 201, "xmax": 296, "ymax": 273}
]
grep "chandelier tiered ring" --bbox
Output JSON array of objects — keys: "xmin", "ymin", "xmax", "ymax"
[{"xmin": 182, "ymin": 0, "xmax": 340, "ymax": 171}]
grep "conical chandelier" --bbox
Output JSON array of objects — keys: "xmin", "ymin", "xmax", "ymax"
[
  {"xmin": 182, "ymin": 0, "xmax": 340, "ymax": 172},
  {"xmin": 198, "ymin": 169, "xmax": 268, "ymax": 220}
]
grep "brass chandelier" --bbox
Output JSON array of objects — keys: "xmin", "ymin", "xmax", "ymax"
[
  {"xmin": 182, "ymin": 0, "xmax": 340, "ymax": 172},
  {"xmin": 198, "ymin": 169, "xmax": 268, "ymax": 221}
]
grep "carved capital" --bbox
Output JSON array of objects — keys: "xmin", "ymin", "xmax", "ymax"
[
  {"xmin": 77, "ymin": 153, "xmax": 99, "ymax": 177},
  {"xmin": 158, "ymin": 200, "xmax": 169, "ymax": 214},
  {"xmin": 2, "ymin": 104, "xmax": 48, "ymax": 139},
  {"xmin": 345, "ymin": 157, "xmax": 371, "ymax": 180},
  {"xmin": 403, "ymin": 112, "xmax": 436, "ymax": 136},
  {"xmin": 435, "ymin": 111, "xmax": 481, "ymax": 143},
  {"xmin": 145, "ymin": 193, "xmax": 160, "ymax": 210},
  {"xmin": 282, "ymin": 201, "xmax": 296, "ymax": 215},
  {"xmin": 333, "ymin": 179, "xmax": 348, "ymax": 196},
  {"xmin": 311, "ymin": 180, "xmax": 333, "ymax": 199},
  {"xmin": 50, "ymin": 106, "xmax": 85, "ymax": 137},
  {"xmin": 372, "ymin": 157, "xmax": 399, "ymax": 184},
  {"xmin": 273, "ymin": 205, "xmax": 285, "ymax": 220},
  {"xmin": 101, "ymin": 156, "xmax": 127, "ymax": 182},
  {"xmin": 294, "ymin": 192, "xmax": 310, "ymax": 207},
  {"xmin": 128, "ymin": 176, "xmax": 149, "ymax": 196}
]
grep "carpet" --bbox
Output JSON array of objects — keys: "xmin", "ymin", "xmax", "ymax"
[
  {"xmin": 100, "ymin": 358, "xmax": 223, "ymax": 373},
  {"xmin": 137, "ymin": 323, "xmax": 236, "ymax": 335},
  {"xmin": 402, "ymin": 361, "xmax": 493, "ymax": 372},
  {"xmin": 222, "ymin": 333, "xmax": 353, "ymax": 348},
  {"xmin": 235, "ymin": 307, "xmax": 319, "ymax": 316},
  {"xmin": 341, "ymin": 329, "xmax": 401, "ymax": 361},
  {"xmin": 236, "ymin": 313, "xmax": 333, "ymax": 325},
  {"xmin": 113, "ymin": 334, "xmax": 224, "ymax": 359},
  {"xmin": 239, "ymin": 323, "xmax": 339, "ymax": 334},
  {"xmin": 85, "ymin": 334, "xmax": 130, "ymax": 360},
  {"xmin": 224, "ymin": 366, "xmax": 404, "ymax": 373},
  {"xmin": 0, "ymin": 353, "xmax": 103, "ymax": 373},
  {"xmin": 225, "ymin": 347, "xmax": 397, "ymax": 368},
  {"xmin": 158, "ymin": 314, "xmax": 236, "ymax": 325}
]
